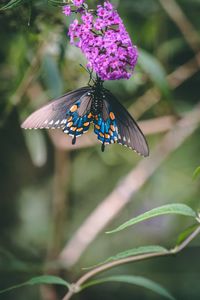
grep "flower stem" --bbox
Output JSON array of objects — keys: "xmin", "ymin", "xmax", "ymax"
[{"xmin": 62, "ymin": 224, "xmax": 200, "ymax": 300}]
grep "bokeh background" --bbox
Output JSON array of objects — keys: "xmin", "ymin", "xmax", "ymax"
[{"xmin": 0, "ymin": 0, "xmax": 200, "ymax": 299}]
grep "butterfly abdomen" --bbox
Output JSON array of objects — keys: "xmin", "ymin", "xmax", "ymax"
[{"xmin": 90, "ymin": 93, "xmax": 103, "ymax": 115}]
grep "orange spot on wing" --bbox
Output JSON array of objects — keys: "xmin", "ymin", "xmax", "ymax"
[
  {"xmin": 70, "ymin": 105, "xmax": 78, "ymax": 112},
  {"xmin": 77, "ymin": 127, "xmax": 83, "ymax": 132},
  {"xmin": 99, "ymin": 132, "xmax": 104, "ymax": 138},
  {"xmin": 109, "ymin": 112, "xmax": 115, "ymax": 120},
  {"xmin": 71, "ymin": 127, "xmax": 77, "ymax": 131},
  {"xmin": 105, "ymin": 133, "xmax": 110, "ymax": 139},
  {"xmin": 88, "ymin": 113, "xmax": 93, "ymax": 119},
  {"xmin": 84, "ymin": 122, "xmax": 90, "ymax": 127},
  {"xmin": 95, "ymin": 125, "xmax": 100, "ymax": 130},
  {"xmin": 110, "ymin": 125, "xmax": 115, "ymax": 131},
  {"xmin": 67, "ymin": 121, "xmax": 73, "ymax": 127},
  {"xmin": 67, "ymin": 116, "xmax": 72, "ymax": 122}
]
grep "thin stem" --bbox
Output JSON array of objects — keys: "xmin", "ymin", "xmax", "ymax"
[
  {"xmin": 171, "ymin": 225, "xmax": 200, "ymax": 253},
  {"xmin": 158, "ymin": 0, "xmax": 200, "ymax": 55},
  {"xmin": 62, "ymin": 224, "xmax": 200, "ymax": 300}
]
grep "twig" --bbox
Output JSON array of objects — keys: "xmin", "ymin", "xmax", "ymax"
[
  {"xmin": 130, "ymin": 50, "xmax": 200, "ymax": 119},
  {"xmin": 58, "ymin": 103, "xmax": 200, "ymax": 268},
  {"xmin": 41, "ymin": 149, "xmax": 70, "ymax": 300},
  {"xmin": 12, "ymin": 41, "xmax": 45, "ymax": 106},
  {"xmin": 0, "ymin": 41, "xmax": 46, "ymax": 128},
  {"xmin": 167, "ymin": 51, "xmax": 200, "ymax": 89},
  {"xmin": 158, "ymin": 0, "xmax": 200, "ymax": 60},
  {"xmin": 47, "ymin": 149, "xmax": 70, "ymax": 259},
  {"xmin": 62, "ymin": 225, "xmax": 200, "ymax": 300}
]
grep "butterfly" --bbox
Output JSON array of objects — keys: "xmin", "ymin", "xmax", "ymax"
[{"xmin": 21, "ymin": 77, "xmax": 149, "ymax": 157}]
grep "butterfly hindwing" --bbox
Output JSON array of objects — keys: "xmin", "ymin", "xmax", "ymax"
[
  {"xmin": 63, "ymin": 93, "xmax": 93, "ymax": 142},
  {"xmin": 21, "ymin": 87, "xmax": 91, "ymax": 130},
  {"xmin": 103, "ymin": 89, "xmax": 149, "ymax": 157},
  {"xmin": 93, "ymin": 111, "xmax": 118, "ymax": 148}
]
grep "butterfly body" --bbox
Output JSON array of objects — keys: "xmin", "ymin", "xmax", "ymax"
[{"xmin": 21, "ymin": 78, "xmax": 149, "ymax": 156}]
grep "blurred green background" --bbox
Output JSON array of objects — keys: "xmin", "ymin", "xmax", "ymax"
[{"xmin": 0, "ymin": 0, "xmax": 200, "ymax": 299}]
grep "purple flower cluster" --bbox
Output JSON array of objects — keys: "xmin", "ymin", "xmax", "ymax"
[
  {"xmin": 63, "ymin": 1, "xmax": 138, "ymax": 81},
  {"xmin": 62, "ymin": 0, "xmax": 84, "ymax": 16},
  {"xmin": 63, "ymin": 5, "xmax": 71, "ymax": 16}
]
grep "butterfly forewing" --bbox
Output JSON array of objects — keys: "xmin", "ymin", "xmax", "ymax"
[
  {"xmin": 103, "ymin": 89, "xmax": 149, "ymax": 157},
  {"xmin": 21, "ymin": 87, "xmax": 91, "ymax": 130}
]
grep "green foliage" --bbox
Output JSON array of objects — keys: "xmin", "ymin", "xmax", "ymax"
[
  {"xmin": 175, "ymin": 224, "xmax": 200, "ymax": 246},
  {"xmin": 139, "ymin": 48, "xmax": 170, "ymax": 98},
  {"xmin": 0, "ymin": 0, "xmax": 68, "ymax": 10},
  {"xmin": 0, "ymin": 275, "xmax": 70, "ymax": 294},
  {"xmin": 84, "ymin": 245, "xmax": 167, "ymax": 269},
  {"xmin": 81, "ymin": 275, "xmax": 176, "ymax": 300},
  {"xmin": 107, "ymin": 204, "xmax": 197, "ymax": 234},
  {"xmin": 47, "ymin": 0, "xmax": 67, "ymax": 6},
  {"xmin": 0, "ymin": 274, "xmax": 176, "ymax": 300},
  {"xmin": 0, "ymin": 0, "xmax": 25, "ymax": 11},
  {"xmin": 2, "ymin": 206, "xmax": 199, "ymax": 299},
  {"xmin": 23, "ymin": 130, "xmax": 47, "ymax": 167},
  {"xmin": 41, "ymin": 54, "xmax": 64, "ymax": 98},
  {"xmin": 193, "ymin": 166, "xmax": 200, "ymax": 180},
  {"xmin": 27, "ymin": 275, "xmax": 70, "ymax": 287}
]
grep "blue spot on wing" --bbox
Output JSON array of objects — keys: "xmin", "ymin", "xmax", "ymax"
[
  {"xmin": 63, "ymin": 100, "xmax": 92, "ymax": 138},
  {"xmin": 93, "ymin": 113, "xmax": 118, "ymax": 145},
  {"xmin": 62, "ymin": 98, "xmax": 119, "ymax": 150}
]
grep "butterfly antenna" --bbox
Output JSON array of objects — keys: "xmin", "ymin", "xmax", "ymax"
[
  {"xmin": 88, "ymin": 69, "xmax": 94, "ymax": 86},
  {"xmin": 79, "ymin": 64, "xmax": 94, "ymax": 86}
]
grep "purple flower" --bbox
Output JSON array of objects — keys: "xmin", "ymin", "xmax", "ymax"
[
  {"xmin": 72, "ymin": 0, "xmax": 84, "ymax": 7},
  {"xmin": 66, "ymin": 1, "xmax": 138, "ymax": 81},
  {"xmin": 81, "ymin": 12, "xmax": 93, "ymax": 24},
  {"xmin": 104, "ymin": 1, "xmax": 113, "ymax": 11},
  {"xmin": 97, "ymin": 6, "xmax": 108, "ymax": 18},
  {"xmin": 62, "ymin": 5, "xmax": 71, "ymax": 16},
  {"xmin": 94, "ymin": 18, "xmax": 105, "ymax": 30}
]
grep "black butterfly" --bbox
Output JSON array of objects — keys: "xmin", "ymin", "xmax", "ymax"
[{"xmin": 21, "ymin": 77, "xmax": 149, "ymax": 156}]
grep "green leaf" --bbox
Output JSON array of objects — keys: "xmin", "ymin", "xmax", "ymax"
[
  {"xmin": 83, "ymin": 245, "xmax": 168, "ymax": 269},
  {"xmin": 41, "ymin": 54, "xmax": 63, "ymax": 98},
  {"xmin": 0, "ymin": 275, "xmax": 70, "ymax": 295},
  {"xmin": 193, "ymin": 166, "xmax": 200, "ymax": 180},
  {"xmin": 81, "ymin": 275, "xmax": 175, "ymax": 300},
  {"xmin": 27, "ymin": 275, "xmax": 70, "ymax": 288},
  {"xmin": 0, "ymin": 0, "xmax": 24, "ymax": 11},
  {"xmin": 107, "ymin": 204, "xmax": 197, "ymax": 234},
  {"xmin": 48, "ymin": 0, "xmax": 67, "ymax": 7},
  {"xmin": 0, "ymin": 247, "xmax": 35, "ymax": 272},
  {"xmin": 139, "ymin": 49, "xmax": 170, "ymax": 97},
  {"xmin": 24, "ymin": 130, "xmax": 47, "ymax": 167},
  {"xmin": 175, "ymin": 224, "xmax": 200, "ymax": 247}
]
